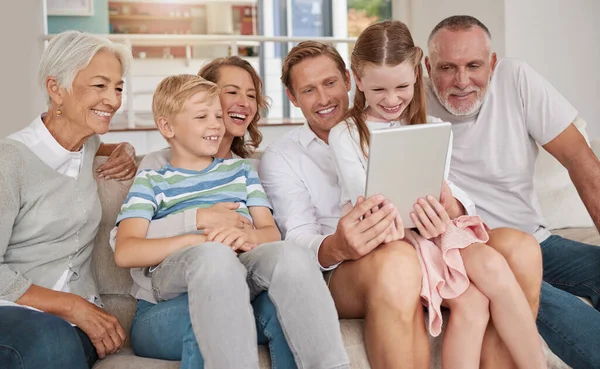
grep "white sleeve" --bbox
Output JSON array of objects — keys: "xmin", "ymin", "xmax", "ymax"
[
  {"xmin": 447, "ymin": 181, "xmax": 477, "ymax": 216},
  {"xmin": 444, "ymin": 130, "xmax": 476, "ymax": 216},
  {"xmin": 517, "ymin": 61, "xmax": 578, "ymax": 145},
  {"xmin": 259, "ymin": 146, "xmax": 340, "ymax": 271},
  {"xmin": 329, "ymin": 123, "xmax": 368, "ymax": 207}
]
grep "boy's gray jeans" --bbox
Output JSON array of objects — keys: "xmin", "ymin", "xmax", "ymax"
[{"xmin": 150, "ymin": 241, "xmax": 350, "ymax": 369}]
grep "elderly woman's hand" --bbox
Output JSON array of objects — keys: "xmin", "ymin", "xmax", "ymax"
[
  {"xmin": 97, "ymin": 142, "xmax": 137, "ymax": 181},
  {"xmin": 67, "ymin": 296, "xmax": 126, "ymax": 359}
]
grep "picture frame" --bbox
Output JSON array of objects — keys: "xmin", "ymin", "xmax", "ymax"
[{"xmin": 47, "ymin": 0, "xmax": 94, "ymax": 16}]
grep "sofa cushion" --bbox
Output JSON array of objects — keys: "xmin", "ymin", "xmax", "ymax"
[
  {"xmin": 93, "ymin": 157, "xmax": 137, "ymax": 296},
  {"xmin": 534, "ymin": 116, "xmax": 594, "ymax": 229}
]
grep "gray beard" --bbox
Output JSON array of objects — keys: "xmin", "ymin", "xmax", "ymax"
[{"xmin": 432, "ymin": 84, "xmax": 484, "ymax": 117}]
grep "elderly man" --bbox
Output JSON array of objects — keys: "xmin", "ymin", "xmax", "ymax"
[{"xmin": 425, "ymin": 15, "xmax": 600, "ymax": 369}]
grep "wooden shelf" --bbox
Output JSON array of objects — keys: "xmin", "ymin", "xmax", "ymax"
[
  {"xmin": 111, "ymin": 15, "xmax": 194, "ymax": 21},
  {"xmin": 109, "ymin": 0, "xmax": 256, "ymax": 4}
]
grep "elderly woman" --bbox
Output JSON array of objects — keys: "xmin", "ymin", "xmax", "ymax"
[{"xmin": 0, "ymin": 31, "xmax": 135, "ymax": 369}]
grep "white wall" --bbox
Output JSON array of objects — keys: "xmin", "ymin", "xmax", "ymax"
[
  {"xmin": 504, "ymin": 0, "xmax": 600, "ymax": 138},
  {"xmin": 407, "ymin": 0, "xmax": 506, "ymax": 57},
  {"xmin": 0, "ymin": 1, "xmax": 46, "ymax": 137}
]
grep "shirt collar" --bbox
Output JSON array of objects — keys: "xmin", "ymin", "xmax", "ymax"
[
  {"xmin": 298, "ymin": 122, "xmax": 325, "ymax": 149},
  {"xmin": 30, "ymin": 114, "xmax": 83, "ymax": 172}
]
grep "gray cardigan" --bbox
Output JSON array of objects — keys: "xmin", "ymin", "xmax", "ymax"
[{"xmin": 0, "ymin": 136, "xmax": 102, "ymax": 303}]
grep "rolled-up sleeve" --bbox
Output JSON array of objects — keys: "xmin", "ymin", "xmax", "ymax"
[{"xmin": 259, "ymin": 147, "xmax": 339, "ymax": 271}]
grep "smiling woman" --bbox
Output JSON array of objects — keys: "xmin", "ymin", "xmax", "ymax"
[{"xmin": 0, "ymin": 31, "xmax": 136, "ymax": 369}]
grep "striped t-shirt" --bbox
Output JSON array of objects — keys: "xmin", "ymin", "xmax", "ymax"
[{"xmin": 116, "ymin": 158, "xmax": 271, "ymax": 225}]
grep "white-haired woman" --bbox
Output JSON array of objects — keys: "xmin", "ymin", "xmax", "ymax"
[{"xmin": 0, "ymin": 31, "xmax": 135, "ymax": 369}]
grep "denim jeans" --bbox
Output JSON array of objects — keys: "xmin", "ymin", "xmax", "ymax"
[
  {"xmin": 536, "ymin": 235, "xmax": 600, "ymax": 369},
  {"xmin": 131, "ymin": 292, "xmax": 296, "ymax": 369},
  {"xmin": 145, "ymin": 241, "xmax": 349, "ymax": 369},
  {"xmin": 0, "ymin": 306, "xmax": 97, "ymax": 369}
]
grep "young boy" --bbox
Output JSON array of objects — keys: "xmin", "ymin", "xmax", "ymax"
[{"xmin": 114, "ymin": 74, "xmax": 350, "ymax": 369}]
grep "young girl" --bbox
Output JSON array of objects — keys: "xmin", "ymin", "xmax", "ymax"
[{"xmin": 329, "ymin": 20, "xmax": 547, "ymax": 369}]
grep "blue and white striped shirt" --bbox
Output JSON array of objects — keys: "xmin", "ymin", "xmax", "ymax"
[{"xmin": 116, "ymin": 158, "xmax": 271, "ymax": 225}]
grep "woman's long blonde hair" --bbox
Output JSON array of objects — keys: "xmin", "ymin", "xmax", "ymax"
[{"xmin": 346, "ymin": 20, "xmax": 427, "ymax": 157}]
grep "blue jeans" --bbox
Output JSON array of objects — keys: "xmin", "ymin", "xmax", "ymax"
[
  {"xmin": 537, "ymin": 235, "xmax": 600, "ymax": 369},
  {"xmin": 130, "ymin": 291, "xmax": 296, "ymax": 369},
  {"xmin": 0, "ymin": 306, "xmax": 97, "ymax": 369}
]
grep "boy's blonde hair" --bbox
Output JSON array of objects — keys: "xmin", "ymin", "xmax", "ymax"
[{"xmin": 152, "ymin": 74, "xmax": 220, "ymax": 121}]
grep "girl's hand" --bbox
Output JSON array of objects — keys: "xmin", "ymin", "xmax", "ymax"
[
  {"xmin": 410, "ymin": 195, "xmax": 450, "ymax": 239},
  {"xmin": 204, "ymin": 227, "xmax": 257, "ymax": 252},
  {"xmin": 439, "ymin": 180, "xmax": 464, "ymax": 219}
]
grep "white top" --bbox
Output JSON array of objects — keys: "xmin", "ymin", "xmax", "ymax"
[
  {"xmin": 8, "ymin": 115, "xmax": 85, "ymax": 179},
  {"xmin": 5, "ymin": 114, "xmax": 87, "ymax": 295},
  {"xmin": 328, "ymin": 116, "xmax": 476, "ymax": 216},
  {"xmin": 425, "ymin": 58, "xmax": 578, "ymax": 242},
  {"xmin": 259, "ymin": 124, "xmax": 343, "ymax": 271}
]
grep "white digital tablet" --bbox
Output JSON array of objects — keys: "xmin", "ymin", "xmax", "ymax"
[{"xmin": 365, "ymin": 122, "xmax": 452, "ymax": 228}]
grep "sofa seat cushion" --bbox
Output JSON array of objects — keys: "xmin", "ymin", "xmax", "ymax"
[
  {"xmin": 91, "ymin": 314, "xmax": 571, "ymax": 369},
  {"xmin": 92, "ymin": 320, "xmax": 367, "ymax": 369}
]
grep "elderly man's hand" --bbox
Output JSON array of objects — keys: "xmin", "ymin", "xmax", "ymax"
[
  {"xmin": 67, "ymin": 296, "xmax": 126, "ymax": 359},
  {"xmin": 97, "ymin": 142, "xmax": 136, "ymax": 181}
]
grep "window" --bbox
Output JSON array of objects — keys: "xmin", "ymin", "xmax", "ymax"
[{"xmin": 347, "ymin": 0, "xmax": 392, "ymax": 37}]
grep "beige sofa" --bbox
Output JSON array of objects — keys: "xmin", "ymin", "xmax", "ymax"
[{"xmin": 91, "ymin": 131, "xmax": 600, "ymax": 368}]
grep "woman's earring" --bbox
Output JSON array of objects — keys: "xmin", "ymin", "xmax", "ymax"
[{"xmin": 56, "ymin": 105, "xmax": 62, "ymax": 117}]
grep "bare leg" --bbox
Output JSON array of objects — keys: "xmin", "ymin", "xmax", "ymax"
[
  {"xmin": 487, "ymin": 228, "xmax": 543, "ymax": 316},
  {"xmin": 461, "ymin": 243, "xmax": 547, "ymax": 369},
  {"xmin": 329, "ymin": 241, "xmax": 429, "ymax": 369},
  {"xmin": 442, "ymin": 284, "xmax": 490, "ymax": 369},
  {"xmin": 480, "ymin": 228, "xmax": 544, "ymax": 369}
]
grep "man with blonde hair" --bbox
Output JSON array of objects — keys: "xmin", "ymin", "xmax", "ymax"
[{"xmin": 425, "ymin": 14, "xmax": 600, "ymax": 369}]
